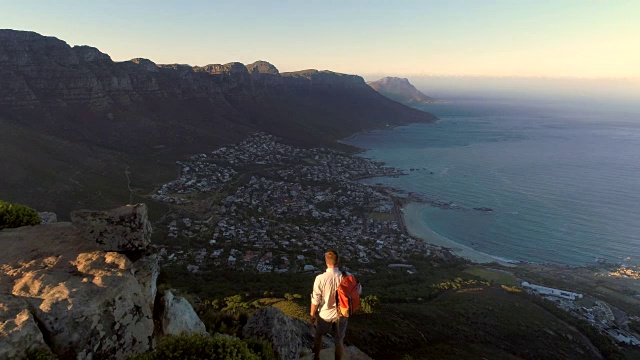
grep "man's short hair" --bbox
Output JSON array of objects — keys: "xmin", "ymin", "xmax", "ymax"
[{"xmin": 325, "ymin": 249, "xmax": 339, "ymax": 266}]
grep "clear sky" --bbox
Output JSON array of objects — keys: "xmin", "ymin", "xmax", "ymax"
[{"xmin": 2, "ymin": 0, "xmax": 639, "ymax": 78}]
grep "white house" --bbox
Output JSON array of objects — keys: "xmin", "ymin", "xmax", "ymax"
[{"xmin": 521, "ymin": 282, "xmax": 583, "ymax": 300}]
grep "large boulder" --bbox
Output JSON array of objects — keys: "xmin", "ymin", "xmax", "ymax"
[
  {"xmin": 244, "ymin": 307, "xmax": 372, "ymax": 360},
  {"xmin": 70, "ymin": 203, "xmax": 152, "ymax": 252},
  {"xmin": 0, "ymin": 295, "xmax": 48, "ymax": 360},
  {"xmin": 132, "ymin": 254, "xmax": 160, "ymax": 312},
  {"xmin": 7, "ymin": 249, "xmax": 156, "ymax": 359},
  {"xmin": 159, "ymin": 290, "xmax": 207, "ymax": 336},
  {"xmin": 0, "ymin": 205, "xmax": 173, "ymax": 360},
  {"xmin": 38, "ymin": 211, "xmax": 57, "ymax": 224},
  {"xmin": 243, "ymin": 306, "xmax": 306, "ymax": 360}
]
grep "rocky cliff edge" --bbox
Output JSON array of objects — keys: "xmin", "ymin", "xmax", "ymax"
[{"xmin": 0, "ymin": 204, "xmax": 205, "ymax": 360}]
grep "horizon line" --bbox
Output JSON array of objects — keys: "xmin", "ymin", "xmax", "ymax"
[{"xmin": 359, "ymin": 74, "xmax": 640, "ymax": 81}]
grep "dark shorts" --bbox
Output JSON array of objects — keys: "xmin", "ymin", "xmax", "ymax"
[{"xmin": 315, "ymin": 317, "xmax": 348, "ymax": 343}]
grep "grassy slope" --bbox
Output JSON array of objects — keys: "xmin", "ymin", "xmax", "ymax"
[
  {"xmin": 348, "ymin": 289, "xmax": 602, "ymax": 359},
  {"xmin": 159, "ymin": 255, "xmax": 637, "ymax": 359},
  {"xmin": 0, "ymin": 116, "xmax": 180, "ymax": 220}
]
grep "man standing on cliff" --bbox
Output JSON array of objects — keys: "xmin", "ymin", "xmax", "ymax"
[{"xmin": 310, "ymin": 249, "xmax": 348, "ymax": 360}]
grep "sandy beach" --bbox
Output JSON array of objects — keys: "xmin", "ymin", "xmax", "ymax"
[{"xmin": 402, "ymin": 202, "xmax": 516, "ymax": 266}]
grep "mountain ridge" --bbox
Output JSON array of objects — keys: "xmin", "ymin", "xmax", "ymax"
[{"xmin": 0, "ymin": 29, "xmax": 436, "ymax": 217}]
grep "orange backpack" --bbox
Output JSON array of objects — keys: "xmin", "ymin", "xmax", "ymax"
[{"xmin": 336, "ymin": 271, "xmax": 360, "ymax": 317}]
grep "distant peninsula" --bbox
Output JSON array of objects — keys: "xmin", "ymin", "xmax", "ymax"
[{"xmin": 367, "ymin": 77, "xmax": 436, "ymax": 106}]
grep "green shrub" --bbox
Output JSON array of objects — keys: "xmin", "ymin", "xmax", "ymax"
[
  {"xmin": 244, "ymin": 338, "xmax": 276, "ymax": 360},
  {"xmin": 25, "ymin": 348, "xmax": 55, "ymax": 360},
  {"xmin": 130, "ymin": 333, "xmax": 260, "ymax": 360},
  {"xmin": 224, "ymin": 294, "xmax": 250, "ymax": 313},
  {"xmin": 360, "ymin": 295, "xmax": 382, "ymax": 314},
  {"xmin": 0, "ymin": 200, "xmax": 40, "ymax": 230},
  {"xmin": 201, "ymin": 310, "xmax": 250, "ymax": 337}
]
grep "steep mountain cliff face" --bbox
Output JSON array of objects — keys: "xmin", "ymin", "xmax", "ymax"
[
  {"xmin": 0, "ymin": 30, "xmax": 431, "ymax": 140},
  {"xmin": 0, "ymin": 30, "xmax": 435, "ymax": 216}
]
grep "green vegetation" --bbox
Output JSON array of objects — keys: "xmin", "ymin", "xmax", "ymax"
[
  {"xmin": 0, "ymin": 200, "xmax": 39, "ymax": 229},
  {"xmin": 161, "ymin": 254, "xmax": 640, "ymax": 359},
  {"xmin": 346, "ymin": 287, "xmax": 619, "ymax": 359},
  {"xmin": 432, "ymin": 277, "xmax": 490, "ymax": 291},
  {"xmin": 130, "ymin": 333, "xmax": 261, "ymax": 360},
  {"xmin": 360, "ymin": 295, "xmax": 381, "ymax": 314},
  {"xmin": 199, "ymin": 296, "xmax": 310, "ymax": 336},
  {"xmin": 463, "ymin": 267, "xmax": 519, "ymax": 286},
  {"xmin": 593, "ymin": 285, "xmax": 640, "ymax": 313},
  {"xmin": 244, "ymin": 338, "xmax": 276, "ymax": 360},
  {"xmin": 160, "ymin": 264, "xmax": 311, "ymax": 301},
  {"xmin": 526, "ymin": 294, "xmax": 627, "ymax": 360},
  {"xmin": 271, "ymin": 298, "xmax": 308, "ymax": 321},
  {"xmin": 24, "ymin": 348, "xmax": 55, "ymax": 360},
  {"xmin": 200, "ymin": 309, "xmax": 249, "ymax": 337}
]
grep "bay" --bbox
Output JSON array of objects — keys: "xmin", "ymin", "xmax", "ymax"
[{"xmin": 345, "ymin": 99, "xmax": 640, "ymax": 266}]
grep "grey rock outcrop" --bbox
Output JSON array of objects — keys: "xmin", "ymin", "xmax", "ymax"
[
  {"xmin": 0, "ymin": 221, "xmax": 156, "ymax": 360},
  {"xmin": 0, "ymin": 295, "xmax": 48, "ymax": 359},
  {"xmin": 25, "ymin": 252, "xmax": 155, "ymax": 359},
  {"xmin": 132, "ymin": 254, "xmax": 160, "ymax": 311},
  {"xmin": 244, "ymin": 307, "xmax": 372, "ymax": 360},
  {"xmin": 38, "ymin": 211, "xmax": 57, "ymax": 224},
  {"xmin": 159, "ymin": 290, "xmax": 207, "ymax": 336},
  {"xmin": 243, "ymin": 307, "xmax": 307, "ymax": 360},
  {"xmin": 70, "ymin": 203, "xmax": 152, "ymax": 252},
  {"xmin": 246, "ymin": 60, "xmax": 280, "ymax": 75},
  {"xmin": 0, "ymin": 204, "xmax": 205, "ymax": 360},
  {"xmin": 129, "ymin": 58, "xmax": 159, "ymax": 72}
]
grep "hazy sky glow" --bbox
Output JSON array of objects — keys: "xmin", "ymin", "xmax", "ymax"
[{"xmin": 2, "ymin": 0, "xmax": 639, "ymax": 78}]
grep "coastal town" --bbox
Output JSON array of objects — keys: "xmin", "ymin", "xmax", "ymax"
[{"xmin": 150, "ymin": 133, "xmax": 449, "ymax": 274}]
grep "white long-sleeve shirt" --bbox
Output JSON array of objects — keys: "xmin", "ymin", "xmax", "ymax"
[{"xmin": 311, "ymin": 267, "xmax": 343, "ymax": 321}]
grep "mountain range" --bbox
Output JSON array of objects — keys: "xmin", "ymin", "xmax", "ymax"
[{"xmin": 0, "ymin": 29, "xmax": 435, "ymax": 217}]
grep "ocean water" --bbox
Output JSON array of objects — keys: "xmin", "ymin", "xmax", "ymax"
[{"xmin": 345, "ymin": 99, "xmax": 640, "ymax": 266}]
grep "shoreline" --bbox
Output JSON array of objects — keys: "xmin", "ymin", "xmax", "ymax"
[
  {"xmin": 338, "ymin": 129, "xmax": 372, "ymax": 143},
  {"xmin": 340, "ymin": 125, "xmax": 515, "ymax": 267},
  {"xmin": 402, "ymin": 201, "xmax": 518, "ymax": 267},
  {"xmin": 338, "ymin": 118, "xmax": 441, "ymax": 144}
]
